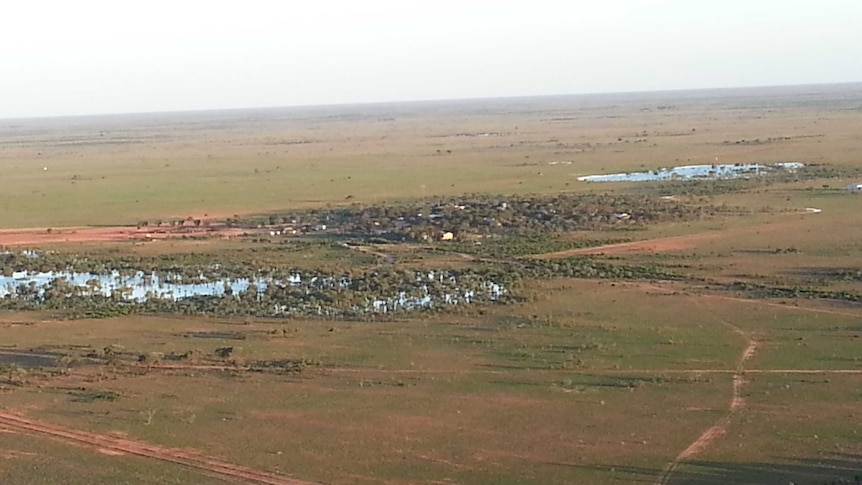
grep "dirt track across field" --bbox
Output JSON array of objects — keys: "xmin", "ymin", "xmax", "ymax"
[
  {"xmin": 0, "ymin": 412, "xmax": 319, "ymax": 485},
  {"xmin": 654, "ymin": 301, "xmax": 758, "ymax": 485},
  {"xmin": 0, "ymin": 225, "xmax": 245, "ymax": 246}
]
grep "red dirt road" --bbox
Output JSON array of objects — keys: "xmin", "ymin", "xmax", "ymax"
[
  {"xmin": 0, "ymin": 225, "xmax": 245, "ymax": 246},
  {"xmin": 0, "ymin": 412, "xmax": 320, "ymax": 485}
]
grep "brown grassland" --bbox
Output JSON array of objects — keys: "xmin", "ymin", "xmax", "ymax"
[{"xmin": 1, "ymin": 83, "xmax": 862, "ymax": 484}]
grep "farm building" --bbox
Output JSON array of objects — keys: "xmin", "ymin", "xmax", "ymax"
[{"xmin": 847, "ymin": 183, "xmax": 862, "ymax": 192}]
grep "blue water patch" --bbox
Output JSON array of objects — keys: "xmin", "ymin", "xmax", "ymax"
[
  {"xmin": 0, "ymin": 270, "xmax": 261, "ymax": 301},
  {"xmin": 577, "ymin": 162, "xmax": 804, "ymax": 182}
]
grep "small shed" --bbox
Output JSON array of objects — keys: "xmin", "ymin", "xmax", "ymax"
[{"xmin": 440, "ymin": 232, "xmax": 455, "ymax": 241}]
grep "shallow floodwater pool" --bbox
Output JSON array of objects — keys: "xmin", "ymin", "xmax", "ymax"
[
  {"xmin": 577, "ymin": 162, "xmax": 804, "ymax": 182},
  {"xmin": 0, "ymin": 269, "xmax": 505, "ymax": 313}
]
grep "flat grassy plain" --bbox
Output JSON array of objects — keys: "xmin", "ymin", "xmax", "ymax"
[
  {"xmin": 2, "ymin": 83, "xmax": 862, "ymax": 228},
  {"xmin": 1, "ymin": 281, "xmax": 860, "ymax": 484},
  {"xmin": 1, "ymin": 83, "xmax": 862, "ymax": 485}
]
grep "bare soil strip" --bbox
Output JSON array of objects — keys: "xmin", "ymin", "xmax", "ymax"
[
  {"xmin": 534, "ymin": 216, "xmax": 806, "ymax": 259},
  {"xmin": 654, "ymin": 304, "xmax": 758, "ymax": 485},
  {"xmin": 0, "ymin": 225, "xmax": 244, "ymax": 246},
  {"xmin": 537, "ymin": 232, "xmax": 721, "ymax": 258},
  {"xmin": 0, "ymin": 412, "xmax": 320, "ymax": 485}
]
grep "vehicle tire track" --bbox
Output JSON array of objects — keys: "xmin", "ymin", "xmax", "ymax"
[
  {"xmin": 0, "ymin": 412, "xmax": 320, "ymax": 485},
  {"xmin": 654, "ymin": 302, "xmax": 757, "ymax": 485}
]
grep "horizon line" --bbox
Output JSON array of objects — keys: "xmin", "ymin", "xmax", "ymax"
[{"xmin": 3, "ymin": 80, "xmax": 861, "ymax": 122}]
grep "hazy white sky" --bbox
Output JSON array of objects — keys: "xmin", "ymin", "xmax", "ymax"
[{"xmin": 2, "ymin": 0, "xmax": 860, "ymax": 118}]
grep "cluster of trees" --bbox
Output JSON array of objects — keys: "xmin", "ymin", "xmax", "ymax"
[
  {"xmin": 516, "ymin": 258, "xmax": 675, "ymax": 281},
  {"xmin": 232, "ymin": 192, "xmax": 722, "ymax": 241}
]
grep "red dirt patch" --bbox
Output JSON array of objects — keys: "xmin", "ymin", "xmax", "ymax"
[{"xmin": 0, "ymin": 225, "xmax": 245, "ymax": 247}]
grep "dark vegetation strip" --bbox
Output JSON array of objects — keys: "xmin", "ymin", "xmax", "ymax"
[
  {"xmin": 431, "ymin": 234, "xmax": 633, "ymax": 259},
  {"xmin": 728, "ymin": 282, "xmax": 862, "ymax": 304},
  {"xmin": 223, "ymin": 191, "xmax": 732, "ymax": 241}
]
